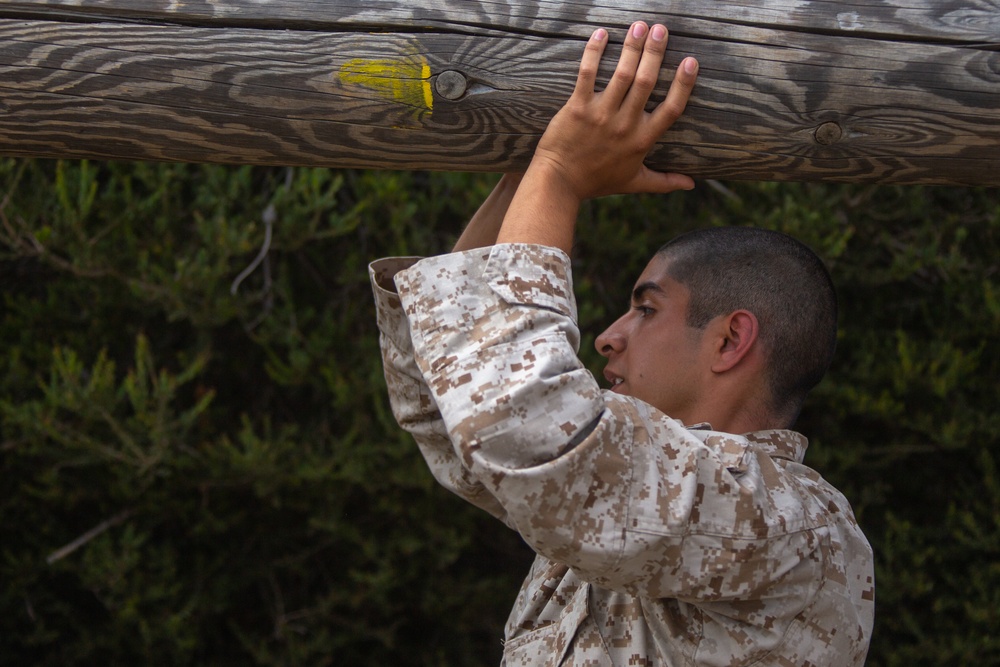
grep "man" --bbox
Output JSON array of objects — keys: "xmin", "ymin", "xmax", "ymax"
[{"xmin": 370, "ymin": 20, "xmax": 874, "ymax": 666}]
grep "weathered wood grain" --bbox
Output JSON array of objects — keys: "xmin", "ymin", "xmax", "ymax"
[
  {"xmin": 5, "ymin": 0, "xmax": 999, "ymax": 42},
  {"xmin": 0, "ymin": 1, "xmax": 997, "ymax": 184}
]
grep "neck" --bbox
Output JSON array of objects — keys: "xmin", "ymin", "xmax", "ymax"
[{"xmin": 691, "ymin": 384, "xmax": 778, "ymax": 434}]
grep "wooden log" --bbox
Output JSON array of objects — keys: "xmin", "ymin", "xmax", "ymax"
[{"xmin": 0, "ymin": 1, "xmax": 997, "ymax": 185}]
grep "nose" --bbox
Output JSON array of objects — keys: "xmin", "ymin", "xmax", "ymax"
[{"xmin": 595, "ymin": 319, "xmax": 627, "ymax": 358}]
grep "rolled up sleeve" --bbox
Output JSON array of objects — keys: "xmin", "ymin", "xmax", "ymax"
[{"xmin": 370, "ymin": 254, "xmax": 507, "ymax": 521}]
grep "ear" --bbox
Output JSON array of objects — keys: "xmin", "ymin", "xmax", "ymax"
[{"xmin": 711, "ymin": 310, "xmax": 759, "ymax": 373}]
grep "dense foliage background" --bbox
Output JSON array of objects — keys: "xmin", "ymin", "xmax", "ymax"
[{"xmin": 1, "ymin": 158, "xmax": 997, "ymax": 666}]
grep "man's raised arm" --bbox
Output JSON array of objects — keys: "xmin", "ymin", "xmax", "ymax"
[
  {"xmin": 451, "ymin": 173, "xmax": 523, "ymax": 253},
  {"xmin": 497, "ymin": 22, "xmax": 698, "ymax": 254}
]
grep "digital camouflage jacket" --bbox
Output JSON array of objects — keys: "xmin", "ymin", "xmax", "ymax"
[{"xmin": 370, "ymin": 244, "xmax": 874, "ymax": 667}]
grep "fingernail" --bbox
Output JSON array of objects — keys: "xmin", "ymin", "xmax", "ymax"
[
  {"xmin": 651, "ymin": 25, "xmax": 666, "ymax": 41},
  {"xmin": 592, "ymin": 28, "xmax": 607, "ymax": 42},
  {"xmin": 684, "ymin": 57, "xmax": 699, "ymax": 75},
  {"xmin": 631, "ymin": 22, "xmax": 647, "ymax": 38}
]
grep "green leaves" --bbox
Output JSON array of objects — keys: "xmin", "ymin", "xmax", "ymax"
[
  {"xmin": 2, "ymin": 334, "xmax": 211, "ymax": 481},
  {"xmin": 1, "ymin": 159, "xmax": 997, "ymax": 665},
  {"xmin": 1, "ymin": 160, "xmax": 521, "ymax": 666}
]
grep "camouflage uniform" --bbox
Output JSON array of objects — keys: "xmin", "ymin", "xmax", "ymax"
[{"xmin": 370, "ymin": 244, "xmax": 874, "ymax": 667}]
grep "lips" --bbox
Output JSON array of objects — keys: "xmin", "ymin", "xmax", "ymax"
[{"xmin": 603, "ymin": 369, "xmax": 625, "ymax": 393}]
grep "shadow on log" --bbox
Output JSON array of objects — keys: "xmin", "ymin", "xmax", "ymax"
[{"xmin": 0, "ymin": 1, "xmax": 998, "ymax": 185}]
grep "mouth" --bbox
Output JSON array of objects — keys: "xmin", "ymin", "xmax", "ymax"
[{"xmin": 603, "ymin": 370, "xmax": 625, "ymax": 392}]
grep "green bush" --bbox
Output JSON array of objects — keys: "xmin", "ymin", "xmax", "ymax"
[{"xmin": 1, "ymin": 158, "xmax": 997, "ymax": 665}]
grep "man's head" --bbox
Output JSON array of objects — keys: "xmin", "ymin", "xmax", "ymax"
[{"xmin": 595, "ymin": 227, "xmax": 837, "ymax": 430}]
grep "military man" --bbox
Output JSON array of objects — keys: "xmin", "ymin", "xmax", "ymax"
[{"xmin": 371, "ymin": 20, "xmax": 874, "ymax": 666}]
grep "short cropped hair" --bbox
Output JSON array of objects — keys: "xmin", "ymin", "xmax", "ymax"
[{"xmin": 657, "ymin": 227, "xmax": 838, "ymax": 425}]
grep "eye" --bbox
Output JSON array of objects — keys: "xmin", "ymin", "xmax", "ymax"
[{"xmin": 633, "ymin": 305, "xmax": 654, "ymax": 318}]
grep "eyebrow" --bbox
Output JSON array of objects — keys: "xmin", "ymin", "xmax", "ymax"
[{"xmin": 631, "ymin": 281, "xmax": 665, "ymax": 303}]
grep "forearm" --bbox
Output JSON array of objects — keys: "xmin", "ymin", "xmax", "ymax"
[
  {"xmin": 451, "ymin": 173, "xmax": 523, "ymax": 252},
  {"xmin": 496, "ymin": 160, "xmax": 581, "ymax": 255}
]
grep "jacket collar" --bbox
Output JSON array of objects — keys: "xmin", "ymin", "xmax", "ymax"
[{"xmin": 743, "ymin": 429, "xmax": 809, "ymax": 463}]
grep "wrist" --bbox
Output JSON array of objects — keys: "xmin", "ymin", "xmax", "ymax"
[{"xmin": 524, "ymin": 153, "xmax": 586, "ymax": 205}]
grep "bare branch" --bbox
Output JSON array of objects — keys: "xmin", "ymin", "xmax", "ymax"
[{"xmin": 46, "ymin": 509, "xmax": 136, "ymax": 565}]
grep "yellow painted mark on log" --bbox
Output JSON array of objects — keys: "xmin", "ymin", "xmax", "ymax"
[{"xmin": 338, "ymin": 56, "xmax": 433, "ymax": 114}]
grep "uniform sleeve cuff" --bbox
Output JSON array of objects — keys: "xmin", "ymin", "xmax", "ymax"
[
  {"xmin": 369, "ymin": 256, "xmax": 423, "ymax": 349},
  {"xmin": 483, "ymin": 244, "xmax": 576, "ymax": 320}
]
